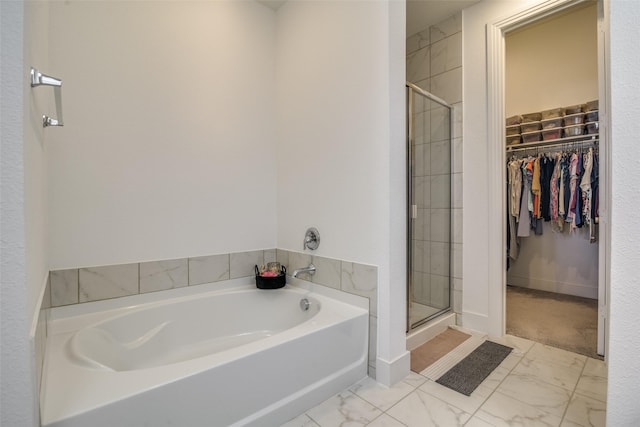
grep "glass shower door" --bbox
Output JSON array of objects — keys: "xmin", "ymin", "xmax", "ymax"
[{"xmin": 407, "ymin": 83, "xmax": 452, "ymax": 331}]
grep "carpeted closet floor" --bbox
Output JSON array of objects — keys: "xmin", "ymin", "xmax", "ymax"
[{"xmin": 506, "ymin": 285, "xmax": 602, "ymax": 359}]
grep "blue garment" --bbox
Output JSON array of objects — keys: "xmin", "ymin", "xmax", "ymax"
[{"xmin": 575, "ymin": 152, "xmax": 584, "ymax": 228}]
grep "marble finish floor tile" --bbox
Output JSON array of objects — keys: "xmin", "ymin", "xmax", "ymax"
[
  {"xmin": 349, "ymin": 377, "xmax": 415, "ymax": 411},
  {"xmin": 563, "ymin": 394, "xmax": 607, "ymax": 427},
  {"xmin": 305, "ymin": 390, "xmax": 382, "ymax": 426},
  {"xmin": 481, "ymin": 365, "xmax": 511, "ymax": 391},
  {"xmin": 419, "ymin": 379, "xmax": 492, "ymax": 414},
  {"xmin": 465, "ymin": 416, "xmax": 498, "ymax": 427},
  {"xmin": 560, "ymin": 420, "xmax": 586, "ymax": 427},
  {"xmin": 475, "ymin": 391, "xmax": 562, "ymax": 426},
  {"xmin": 582, "ymin": 357, "xmax": 607, "ymax": 378},
  {"xmin": 281, "ymin": 414, "xmax": 319, "ymax": 427},
  {"xmin": 489, "ymin": 334, "xmax": 536, "ymax": 356},
  {"xmin": 574, "ymin": 371, "xmax": 607, "ymax": 403},
  {"xmin": 575, "ymin": 358, "xmax": 607, "ymax": 402},
  {"xmin": 366, "ymin": 413, "xmax": 406, "ymax": 427},
  {"xmin": 495, "ymin": 373, "xmax": 572, "ymax": 417},
  {"xmin": 525, "ymin": 342, "xmax": 587, "ymax": 369},
  {"xmin": 401, "ymin": 370, "xmax": 428, "ymax": 389},
  {"xmin": 386, "ymin": 388, "xmax": 471, "ymax": 427},
  {"xmin": 512, "ymin": 353, "xmax": 584, "ymax": 391},
  {"xmin": 284, "ymin": 328, "xmax": 607, "ymax": 427}
]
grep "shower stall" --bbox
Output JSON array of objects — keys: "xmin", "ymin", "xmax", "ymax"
[{"xmin": 406, "ymin": 82, "xmax": 453, "ymax": 331}]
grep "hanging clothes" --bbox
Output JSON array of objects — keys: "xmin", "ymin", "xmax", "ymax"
[
  {"xmin": 508, "ymin": 160, "xmax": 522, "ymax": 220},
  {"xmin": 562, "ymin": 156, "xmax": 571, "ymax": 220},
  {"xmin": 517, "ymin": 159, "xmax": 531, "ymax": 237},
  {"xmin": 567, "ymin": 152, "xmax": 579, "ymax": 231},
  {"xmin": 540, "ymin": 155, "xmax": 555, "ymax": 222},
  {"xmin": 581, "ymin": 148, "xmax": 593, "ymax": 224},
  {"xmin": 506, "ymin": 142, "xmax": 599, "ymax": 243},
  {"xmin": 531, "ymin": 157, "xmax": 541, "ymax": 218},
  {"xmin": 590, "ymin": 150, "xmax": 599, "ymax": 243},
  {"xmin": 581, "ymin": 148, "xmax": 594, "ymax": 240},
  {"xmin": 575, "ymin": 152, "xmax": 584, "ymax": 229},
  {"xmin": 550, "ymin": 152, "xmax": 563, "ymax": 231},
  {"xmin": 507, "ymin": 177, "xmax": 519, "ymax": 261}
]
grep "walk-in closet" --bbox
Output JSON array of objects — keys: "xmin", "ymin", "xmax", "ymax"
[{"xmin": 503, "ymin": 1, "xmax": 603, "ymax": 359}]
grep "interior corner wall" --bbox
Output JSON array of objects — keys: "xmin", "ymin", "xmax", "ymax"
[
  {"xmin": 46, "ymin": 1, "xmax": 278, "ymax": 269},
  {"xmin": 461, "ymin": 0, "xmax": 549, "ymax": 333},
  {"xmin": 505, "ymin": 3, "xmax": 599, "ymax": 299},
  {"xmin": 1, "ymin": 1, "xmax": 39, "ymax": 425},
  {"xmin": 24, "ymin": 0, "xmax": 51, "ymax": 325},
  {"xmin": 275, "ymin": 0, "xmax": 408, "ymax": 384},
  {"xmin": 607, "ymin": 0, "xmax": 640, "ymax": 423},
  {"xmin": 275, "ymin": 0, "xmax": 390, "ymax": 265}
]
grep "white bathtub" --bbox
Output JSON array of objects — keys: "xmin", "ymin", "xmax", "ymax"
[{"xmin": 40, "ymin": 278, "xmax": 369, "ymax": 427}]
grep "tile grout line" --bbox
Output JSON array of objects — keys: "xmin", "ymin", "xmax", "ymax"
[
  {"xmin": 464, "ymin": 342, "xmax": 529, "ymax": 424},
  {"xmin": 559, "ymin": 357, "xmax": 589, "ymax": 426}
]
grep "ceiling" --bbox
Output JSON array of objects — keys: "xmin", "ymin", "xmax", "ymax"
[{"xmin": 257, "ymin": 0, "xmax": 480, "ymax": 37}]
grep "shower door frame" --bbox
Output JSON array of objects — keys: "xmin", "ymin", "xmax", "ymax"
[{"xmin": 406, "ymin": 82, "xmax": 454, "ymax": 332}]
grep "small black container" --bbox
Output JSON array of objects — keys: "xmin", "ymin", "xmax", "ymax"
[{"xmin": 255, "ymin": 265, "xmax": 286, "ymax": 289}]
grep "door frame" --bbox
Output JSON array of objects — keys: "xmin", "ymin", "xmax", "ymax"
[{"xmin": 485, "ymin": 0, "xmax": 610, "ymax": 356}]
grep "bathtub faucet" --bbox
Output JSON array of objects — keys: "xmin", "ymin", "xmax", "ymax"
[{"xmin": 292, "ymin": 264, "xmax": 316, "ymax": 278}]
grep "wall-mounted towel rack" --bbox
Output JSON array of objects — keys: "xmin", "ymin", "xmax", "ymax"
[{"xmin": 30, "ymin": 67, "xmax": 64, "ymax": 128}]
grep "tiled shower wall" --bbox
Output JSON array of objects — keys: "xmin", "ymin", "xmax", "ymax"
[
  {"xmin": 46, "ymin": 249, "xmax": 378, "ymax": 377},
  {"xmin": 407, "ymin": 13, "xmax": 463, "ymax": 321}
]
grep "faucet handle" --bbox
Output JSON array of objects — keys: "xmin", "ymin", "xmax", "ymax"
[{"xmin": 303, "ymin": 227, "xmax": 320, "ymax": 250}]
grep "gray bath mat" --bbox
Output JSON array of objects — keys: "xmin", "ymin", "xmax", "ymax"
[{"xmin": 435, "ymin": 340, "xmax": 512, "ymax": 396}]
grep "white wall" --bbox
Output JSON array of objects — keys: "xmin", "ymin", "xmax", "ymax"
[
  {"xmin": 608, "ymin": 0, "xmax": 640, "ymax": 423},
  {"xmin": 464, "ymin": 0, "xmax": 640, "ymax": 422},
  {"xmin": 505, "ymin": 3, "xmax": 599, "ymax": 299},
  {"xmin": 25, "ymin": 0, "xmax": 51, "ymax": 325},
  {"xmin": 1, "ymin": 0, "xmax": 43, "ymax": 424},
  {"xmin": 276, "ymin": 0, "xmax": 389, "ymax": 264},
  {"xmin": 507, "ymin": 229, "xmax": 599, "ymax": 298},
  {"xmin": 276, "ymin": 0, "xmax": 408, "ymax": 384},
  {"xmin": 47, "ymin": 1, "xmax": 278, "ymax": 269},
  {"xmin": 505, "ymin": 3, "xmax": 598, "ymax": 116},
  {"xmin": 463, "ymin": 0, "xmax": 537, "ymax": 333}
]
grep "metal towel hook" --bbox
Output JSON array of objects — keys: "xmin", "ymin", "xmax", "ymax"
[{"xmin": 30, "ymin": 67, "xmax": 64, "ymax": 128}]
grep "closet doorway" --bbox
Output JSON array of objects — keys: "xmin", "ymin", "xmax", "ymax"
[{"xmin": 501, "ymin": 0, "xmax": 606, "ymax": 359}]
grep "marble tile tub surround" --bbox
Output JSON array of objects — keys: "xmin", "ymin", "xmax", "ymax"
[
  {"xmin": 47, "ymin": 249, "xmax": 278, "ymax": 307},
  {"xmin": 277, "ymin": 249, "xmax": 379, "ymax": 376},
  {"xmin": 46, "ymin": 249, "xmax": 378, "ymax": 375}
]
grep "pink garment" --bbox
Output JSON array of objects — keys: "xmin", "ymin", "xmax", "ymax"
[{"xmin": 580, "ymin": 149, "xmax": 593, "ymax": 226}]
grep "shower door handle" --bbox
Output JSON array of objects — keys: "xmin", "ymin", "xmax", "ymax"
[{"xmin": 411, "ymin": 205, "xmax": 418, "ymax": 219}]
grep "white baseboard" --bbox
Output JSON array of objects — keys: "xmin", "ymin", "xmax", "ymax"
[
  {"xmin": 375, "ymin": 351, "xmax": 410, "ymax": 387},
  {"xmin": 461, "ymin": 311, "xmax": 489, "ymax": 334}
]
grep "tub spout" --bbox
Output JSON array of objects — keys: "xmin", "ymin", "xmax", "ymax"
[{"xmin": 292, "ymin": 264, "xmax": 316, "ymax": 278}]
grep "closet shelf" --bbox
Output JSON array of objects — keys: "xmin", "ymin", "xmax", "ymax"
[{"xmin": 506, "ymin": 133, "xmax": 598, "ymax": 152}]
